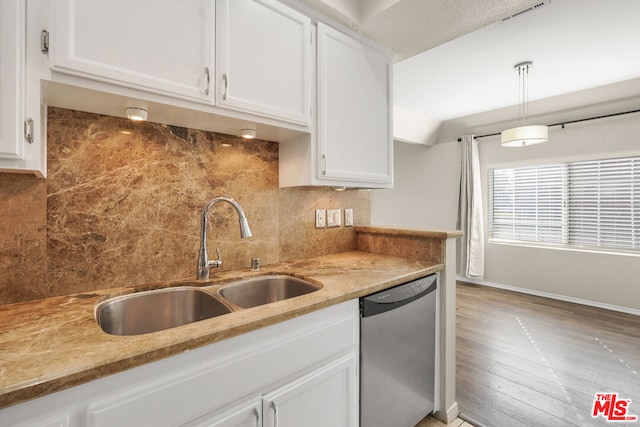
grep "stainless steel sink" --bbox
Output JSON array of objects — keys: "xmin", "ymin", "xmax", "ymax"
[
  {"xmin": 218, "ymin": 275, "xmax": 321, "ymax": 308},
  {"xmin": 96, "ymin": 287, "xmax": 232, "ymax": 336}
]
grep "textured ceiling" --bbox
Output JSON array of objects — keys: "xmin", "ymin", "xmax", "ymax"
[
  {"xmin": 360, "ymin": 0, "xmax": 545, "ymax": 61},
  {"xmin": 295, "ymin": 0, "xmax": 545, "ymax": 61}
]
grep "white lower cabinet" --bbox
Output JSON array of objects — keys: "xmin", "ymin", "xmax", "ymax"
[
  {"xmin": 186, "ymin": 397, "xmax": 262, "ymax": 427},
  {"xmin": 262, "ymin": 354, "xmax": 357, "ymax": 427},
  {"xmin": 0, "ymin": 301, "xmax": 359, "ymax": 427},
  {"xmin": 187, "ymin": 354, "xmax": 357, "ymax": 427}
]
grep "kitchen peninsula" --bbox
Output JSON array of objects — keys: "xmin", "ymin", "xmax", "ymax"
[{"xmin": 0, "ymin": 228, "xmax": 461, "ymax": 426}]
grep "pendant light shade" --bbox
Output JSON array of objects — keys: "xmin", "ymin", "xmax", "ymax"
[
  {"xmin": 501, "ymin": 125, "xmax": 548, "ymax": 147},
  {"xmin": 501, "ymin": 62, "xmax": 547, "ymax": 147}
]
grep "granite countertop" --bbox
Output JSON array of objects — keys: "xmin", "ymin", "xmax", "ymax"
[{"xmin": 0, "ymin": 249, "xmax": 443, "ymax": 409}]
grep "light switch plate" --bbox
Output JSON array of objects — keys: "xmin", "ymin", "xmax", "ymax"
[
  {"xmin": 345, "ymin": 208, "xmax": 353, "ymax": 227},
  {"xmin": 327, "ymin": 209, "xmax": 341, "ymax": 227},
  {"xmin": 315, "ymin": 209, "xmax": 326, "ymax": 228}
]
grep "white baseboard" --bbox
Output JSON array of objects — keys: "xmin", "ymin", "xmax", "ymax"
[
  {"xmin": 434, "ymin": 401, "xmax": 459, "ymax": 424},
  {"xmin": 457, "ymin": 276, "xmax": 640, "ymax": 317}
]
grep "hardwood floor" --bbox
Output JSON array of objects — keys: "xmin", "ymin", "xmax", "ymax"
[
  {"xmin": 417, "ymin": 415, "xmax": 474, "ymax": 427},
  {"xmin": 456, "ymin": 282, "xmax": 640, "ymax": 427}
]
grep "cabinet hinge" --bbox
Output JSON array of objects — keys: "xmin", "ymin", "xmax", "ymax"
[
  {"xmin": 41, "ymin": 29, "xmax": 49, "ymax": 54},
  {"xmin": 24, "ymin": 119, "xmax": 34, "ymax": 144}
]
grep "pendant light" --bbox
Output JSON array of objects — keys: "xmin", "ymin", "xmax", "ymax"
[{"xmin": 501, "ymin": 61, "xmax": 548, "ymax": 147}]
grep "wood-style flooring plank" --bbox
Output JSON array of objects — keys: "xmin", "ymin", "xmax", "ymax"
[
  {"xmin": 457, "ymin": 370, "xmax": 574, "ymax": 427},
  {"xmin": 456, "ymin": 282, "xmax": 640, "ymax": 427},
  {"xmin": 488, "ymin": 362, "xmax": 602, "ymax": 412}
]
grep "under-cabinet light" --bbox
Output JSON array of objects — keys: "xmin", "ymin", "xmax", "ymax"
[
  {"xmin": 126, "ymin": 107, "xmax": 148, "ymax": 122},
  {"xmin": 239, "ymin": 129, "xmax": 257, "ymax": 139}
]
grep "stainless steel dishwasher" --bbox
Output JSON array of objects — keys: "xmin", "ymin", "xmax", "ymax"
[{"xmin": 360, "ymin": 273, "xmax": 437, "ymax": 427}]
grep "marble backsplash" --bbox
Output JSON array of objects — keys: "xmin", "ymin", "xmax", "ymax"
[{"xmin": 0, "ymin": 108, "xmax": 369, "ymax": 304}]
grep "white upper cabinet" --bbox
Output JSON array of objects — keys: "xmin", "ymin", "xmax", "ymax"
[
  {"xmin": 215, "ymin": 0, "xmax": 311, "ymax": 125},
  {"xmin": 316, "ymin": 23, "xmax": 393, "ymax": 188},
  {"xmin": 0, "ymin": 0, "xmax": 26, "ymax": 161},
  {"xmin": 49, "ymin": 0, "xmax": 214, "ymax": 102},
  {"xmin": 0, "ymin": 0, "xmax": 46, "ymax": 177}
]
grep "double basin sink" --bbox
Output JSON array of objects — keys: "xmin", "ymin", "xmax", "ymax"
[{"xmin": 95, "ymin": 275, "xmax": 321, "ymax": 336}]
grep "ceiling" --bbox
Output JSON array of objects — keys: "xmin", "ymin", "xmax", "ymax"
[
  {"xmin": 295, "ymin": 0, "xmax": 640, "ymax": 141},
  {"xmin": 294, "ymin": 0, "xmax": 545, "ymax": 62}
]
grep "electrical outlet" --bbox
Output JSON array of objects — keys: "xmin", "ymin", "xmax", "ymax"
[
  {"xmin": 345, "ymin": 208, "xmax": 353, "ymax": 227},
  {"xmin": 327, "ymin": 209, "xmax": 341, "ymax": 227},
  {"xmin": 315, "ymin": 209, "xmax": 326, "ymax": 228}
]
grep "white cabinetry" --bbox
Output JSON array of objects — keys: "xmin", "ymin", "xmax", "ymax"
[
  {"xmin": 316, "ymin": 23, "xmax": 393, "ymax": 187},
  {"xmin": 49, "ymin": 0, "xmax": 214, "ymax": 102},
  {"xmin": 47, "ymin": 0, "xmax": 311, "ymax": 127},
  {"xmin": 216, "ymin": 0, "xmax": 311, "ymax": 125},
  {"xmin": 0, "ymin": 0, "xmax": 46, "ymax": 177},
  {"xmin": 279, "ymin": 23, "xmax": 393, "ymax": 188},
  {"xmin": 187, "ymin": 398, "xmax": 261, "ymax": 427},
  {"xmin": 0, "ymin": 0, "xmax": 25, "ymax": 162},
  {"xmin": 1, "ymin": 301, "xmax": 359, "ymax": 427},
  {"xmin": 262, "ymin": 354, "xmax": 357, "ymax": 427},
  {"xmin": 188, "ymin": 354, "xmax": 357, "ymax": 427}
]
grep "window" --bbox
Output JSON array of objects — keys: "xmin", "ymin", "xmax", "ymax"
[{"xmin": 489, "ymin": 156, "xmax": 640, "ymax": 252}]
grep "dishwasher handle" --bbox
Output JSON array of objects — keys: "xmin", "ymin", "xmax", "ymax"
[{"xmin": 361, "ymin": 274, "xmax": 437, "ymax": 317}]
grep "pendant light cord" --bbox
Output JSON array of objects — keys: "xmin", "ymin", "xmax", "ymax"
[{"xmin": 517, "ymin": 62, "xmax": 532, "ymax": 126}]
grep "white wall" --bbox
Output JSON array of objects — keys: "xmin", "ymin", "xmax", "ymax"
[
  {"xmin": 371, "ymin": 140, "xmax": 461, "ymax": 230},
  {"xmin": 372, "ymin": 113, "xmax": 640, "ymax": 313}
]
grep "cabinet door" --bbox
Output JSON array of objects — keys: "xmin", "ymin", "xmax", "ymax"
[
  {"xmin": 8, "ymin": 415, "xmax": 70, "ymax": 427},
  {"xmin": 0, "ymin": 0, "xmax": 47, "ymax": 177},
  {"xmin": 216, "ymin": 0, "xmax": 311, "ymax": 125},
  {"xmin": 185, "ymin": 398, "xmax": 262, "ymax": 427},
  {"xmin": 316, "ymin": 23, "xmax": 393, "ymax": 188},
  {"xmin": 262, "ymin": 354, "xmax": 358, "ymax": 427},
  {"xmin": 0, "ymin": 0, "xmax": 25, "ymax": 161},
  {"xmin": 49, "ymin": 0, "xmax": 214, "ymax": 102}
]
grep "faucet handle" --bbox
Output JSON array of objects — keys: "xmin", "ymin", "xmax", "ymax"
[{"xmin": 208, "ymin": 248, "xmax": 222, "ymax": 268}]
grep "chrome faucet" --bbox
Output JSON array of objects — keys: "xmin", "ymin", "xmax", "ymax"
[{"xmin": 197, "ymin": 196, "xmax": 252, "ymax": 280}]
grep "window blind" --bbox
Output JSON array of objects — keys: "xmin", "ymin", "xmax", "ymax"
[
  {"xmin": 567, "ymin": 157, "xmax": 640, "ymax": 250},
  {"xmin": 489, "ymin": 155, "xmax": 640, "ymax": 252},
  {"xmin": 489, "ymin": 164, "xmax": 565, "ymax": 244}
]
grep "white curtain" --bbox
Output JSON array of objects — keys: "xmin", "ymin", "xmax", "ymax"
[{"xmin": 457, "ymin": 135, "xmax": 485, "ymax": 279}]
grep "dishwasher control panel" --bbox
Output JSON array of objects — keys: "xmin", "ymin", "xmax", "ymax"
[{"xmin": 364, "ymin": 274, "xmax": 436, "ymax": 304}]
